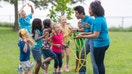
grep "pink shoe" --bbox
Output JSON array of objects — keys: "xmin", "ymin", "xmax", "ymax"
[
  {"xmin": 44, "ymin": 72, "xmax": 48, "ymax": 74},
  {"xmin": 65, "ymin": 64, "xmax": 69, "ymax": 72}
]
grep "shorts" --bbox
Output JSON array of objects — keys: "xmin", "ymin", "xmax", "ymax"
[
  {"xmin": 41, "ymin": 49, "xmax": 57, "ymax": 64},
  {"xmin": 21, "ymin": 60, "xmax": 34, "ymax": 71},
  {"xmin": 62, "ymin": 41, "xmax": 70, "ymax": 50},
  {"xmin": 32, "ymin": 48, "xmax": 42, "ymax": 61}
]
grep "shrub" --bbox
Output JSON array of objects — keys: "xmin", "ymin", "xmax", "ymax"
[{"xmin": 0, "ymin": 22, "xmax": 13, "ymax": 27}]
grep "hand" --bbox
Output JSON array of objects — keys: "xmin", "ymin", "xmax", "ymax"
[
  {"xmin": 71, "ymin": 29, "xmax": 77, "ymax": 33},
  {"xmin": 63, "ymin": 43, "xmax": 67, "ymax": 46},
  {"xmin": 22, "ymin": 2, "xmax": 26, "ymax": 7},
  {"xmin": 75, "ymin": 34, "xmax": 83, "ymax": 39},
  {"xmin": 27, "ymin": 3, "xmax": 32, "ymax": 7}
]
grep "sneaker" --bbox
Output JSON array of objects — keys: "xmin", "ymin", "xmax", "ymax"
[
  {"xmin": 60, "ymin": 68, "xmax": 63, "ymax": 72},
  {"xmin": 53, "ymin": 72, "xmax": 58, "ymax": 74},
  {"xmin": 58, "ymin": 72, "xmax": 62, "ymax": 74},
  {"xmin": 41, "ymin": 64, "xmax": 45, "ymax": 70},
  {"xmin": 65, "ymin": 64, "xmax": 69, "ymax": 72},
  {"xmin": 44, "ymin": 72, "xmax": 48, "ymax": 74},
  {"xmin": 17, "ymin": 65, "xmax": 23, "ymax": 74}
]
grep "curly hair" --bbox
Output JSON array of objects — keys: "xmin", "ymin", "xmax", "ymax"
[{"xmin": 90, "ymin": 0, "xmax": 105, "ymax": 16}]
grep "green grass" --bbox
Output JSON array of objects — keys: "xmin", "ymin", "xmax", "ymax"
[{"xmin": 0, "ymin": 27, "xmax": 132, "ymax": 74}]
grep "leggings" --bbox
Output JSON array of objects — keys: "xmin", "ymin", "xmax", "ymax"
[{"xmin": 94, "ymin": 45, "xmax": 109, "ymax": 74}]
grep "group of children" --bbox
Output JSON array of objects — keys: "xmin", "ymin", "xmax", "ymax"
[
  {"xmin": 18, "ymin": 19, "xmax": 73, "ymax": 74},
  {"xmin": 17, "ymin": 2, "xmax": 85, "ymax": 74}
]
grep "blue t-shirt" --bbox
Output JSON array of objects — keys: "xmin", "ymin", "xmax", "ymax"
[
  {"xmin": 18, "ymin": 40, "xmax": 30, "ymax": 61},
  {"xmin": 91, "ymin": 16, "xmax": 110, "ymax": 47},
  {"xmin": 81, "ymin": 15, "xmax": 94, "ymax": 32},
  {"xmin": 18, "ymin": 14, "xmax": 32, "ymax": 33},
  {"xmin": 33, "ymin": 29, "xmax": 43, "ymax": 49}
]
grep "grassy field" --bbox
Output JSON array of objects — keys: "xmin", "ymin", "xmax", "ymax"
[{"xmin": 0, "ymin": 27, "xmax": 132, "ymax": 74}]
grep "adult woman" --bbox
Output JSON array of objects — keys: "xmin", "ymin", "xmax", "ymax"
[{"xmin": 76, "ymin": 1, "xmax": 110, "ymax": 74}]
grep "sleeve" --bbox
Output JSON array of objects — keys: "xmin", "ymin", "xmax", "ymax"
[
  {"xmin": 18, "ymin": 40, "xmax": 25, "ymax": 51},
  {"xmin": 89, "ymin": 17, "xmax": 94, "ymax": 25},
  {"xmin": 94, "ymin": 19, "xmax": 101, "ymax": 32},
  {"xmin": 27, "ymin": 14, "xmax": 32, "ymax": 19}
]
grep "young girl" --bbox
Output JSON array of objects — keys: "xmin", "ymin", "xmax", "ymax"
[
  {"xmin": 50, "ymin": 23, "xmax": 64, "ymax": 74},
  {"xmin": 31, "ymin": 18, "xmax": 45, "ymax": 74},
  {"xmin": 60, "ymin": 16, "xmax": 71, "ymax": 72},
  {"xmin": 18, "ymin": 28, "xmax": 34, "ymax": 74},
  {"xmin": 41, "ymin": 19, "xmax": 59, "ymax": 74}
]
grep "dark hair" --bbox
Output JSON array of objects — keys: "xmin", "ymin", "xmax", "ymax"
[
  {"xmin": 43, "ymin": 19, "xmax": 51, "ymax": 29},
  {"xmin": 32, "ymin": 18, "xmax": 42, "ymax": 38},
  {"xmin": 74, "ymin": 5, "xmax": 85, "ymax": 15},
  {"xmin": 90, "ymin": 0, "xmax": 105, "ymax": 16}
]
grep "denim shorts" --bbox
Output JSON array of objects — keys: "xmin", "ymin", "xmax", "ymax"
[
  {"xmin": 32, "ymin": 48, "xmax": 42, "ymax": 61},
  {"xmin": 41, "ymin": 49, "xmax": 57, "ymax": 64},
  {"xmin": 62, "ymin": 41, "xmax": 70, "ymax": 50}
]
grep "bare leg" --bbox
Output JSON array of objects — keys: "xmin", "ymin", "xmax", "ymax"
[{"xmin": 34, "ymin": 61, "xmax": 41, "ymax": 74}]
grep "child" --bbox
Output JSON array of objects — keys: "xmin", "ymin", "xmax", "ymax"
[
  {"xmin": 41, "ymin": 19, "xmax": 59, "ymax": 74},
  {"xmin": 73, "ymin": 21, "xmax": 85, "ymax": 72},
  {"xmin": 18, "ymin": 28, "xmax": 34, "ymax": 74},
  {"xmin": 31, "ymin": 18, "xmax": 45, "ymax": 74},
  {"xmin": 60, "ymin": 16, "xmax": 72, "ymax": 72},
  {"xmin": 18, "ymin": 2, "xmax": 34, "ymax": 73},
  {"xmin": 50, "ymin": 23, "xmax": 64, "ymax": 74},
  {"xmin": 18, "ymin": 2, "xmax": 34, "ymax": 33}
]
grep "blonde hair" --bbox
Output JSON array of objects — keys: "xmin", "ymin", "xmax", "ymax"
[{"xmin": 19, "ymin": 28, "xmax": 35, "ymax": 46}]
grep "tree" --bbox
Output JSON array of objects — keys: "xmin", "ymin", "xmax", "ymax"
[
  {"xmin": 3, "ymin": 0, "xmax": 85, "ymax": 30},
  {"xmin": 3, "ymin": 0, "xmax": 18, "ymax": 31},
  {"xmin": 32, "ymin": 0, "xmax": 85, "ymax": 22}
]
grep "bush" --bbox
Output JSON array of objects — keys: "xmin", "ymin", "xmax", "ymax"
[
  {"xmin": 109, "ymin": 26, "xmax": 132, "ymax": 32},
  {"xmin": 0, "ymin": 22, "xmax": 13, "ymax": 27}
]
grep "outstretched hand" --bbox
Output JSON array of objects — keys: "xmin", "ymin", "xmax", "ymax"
[
  {"xmin": 75, "ymin": 33, "xmax": 83, "ymax": 39},
  {"xmin": 27, "ymin": 3, "xmax": 32, "ymax": 7}
]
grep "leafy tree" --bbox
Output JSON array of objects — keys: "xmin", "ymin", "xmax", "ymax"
[
  {"xmin": 2, "ymin": 0, "xmax": 85, "ymax": 30},
  {"xmin": 32, "ymin": 0, "xmax": 85, "ymax": 22}
]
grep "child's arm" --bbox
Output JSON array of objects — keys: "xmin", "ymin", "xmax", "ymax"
[
  {"xmin": 34, "ymin": 31, "xmax": 46, "ymax": 41},
  {"xmin": 27, "ymin": 3, "xmax": 34, "ymax": 14},
  {"xmin": 18, "ymin": 3, "xmax": 26, "ymax": 18},
  {"xmin": 51, "ymin": 43, "xmax": 61, "ymax": 48},
  {"xmin": 23, "ymin": 42, "xmax": 28, "ymax": 53},
  {"xmin": 79, "ymin": 32, "xmax": 92, "ymax": 35},
  {"xmin": 23, "ymin": 38, "xmax": 28, "ymax": 53}
]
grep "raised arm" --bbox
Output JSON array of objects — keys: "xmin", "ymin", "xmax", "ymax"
[
  {"xmin": 18, "ymin": 4, "xmax": 26, "ymax": 18},
  {"xmin": 27, "ymin": 3, "xmax": 34, "ymax": 14}
]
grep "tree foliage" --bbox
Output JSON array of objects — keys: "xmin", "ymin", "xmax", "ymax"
[
  {"xmin": 2, "ymin": 0, "xmax": 85, "ymax": 30},
  {"xmin": 31, "ymin": 0, "xmax": 85, "ymax": 22}
]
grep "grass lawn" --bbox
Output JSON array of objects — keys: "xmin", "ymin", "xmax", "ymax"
[{"xmin": 0, "ymin": 27, "xmax": 132, "ymax": 74}]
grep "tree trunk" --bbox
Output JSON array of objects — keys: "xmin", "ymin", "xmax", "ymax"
[{"xmin": 13, "ymin": 1, "xmax": 19, "ymax": 31}]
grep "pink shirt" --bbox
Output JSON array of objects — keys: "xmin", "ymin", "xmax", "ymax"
[{"xmin": 51, "ymin": 32, "xmax": 64, "ymax": 53}]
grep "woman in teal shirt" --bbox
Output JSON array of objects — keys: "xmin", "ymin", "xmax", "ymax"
[{"xmin": 76, "ymin": 1, "xmax": 110, "ymax": 74}]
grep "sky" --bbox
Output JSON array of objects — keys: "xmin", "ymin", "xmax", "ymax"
[{"xmin": 0, "ymin": 0, "xmax": 132, "ymax": 28}]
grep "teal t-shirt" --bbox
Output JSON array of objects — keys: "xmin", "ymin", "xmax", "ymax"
[
  {"xmin": 92, "ymin": 16, "xmax": 110, "ymax": 47},
  {"xmin": 33, "ymin": 29, "xmax": 43, "ymax": 49},
  {"xmin": 81, "ymin": 15, "xmax": 94, "ymax": 32},
  {"xmin": 18, "ymin": 14, "xmax": 32, "ymax": 33}
]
